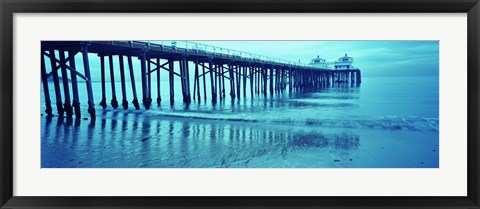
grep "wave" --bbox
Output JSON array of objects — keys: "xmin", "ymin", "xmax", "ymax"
[{"xmin": 137, "ymin": 111, "xmax": 439, "ymax": 132}]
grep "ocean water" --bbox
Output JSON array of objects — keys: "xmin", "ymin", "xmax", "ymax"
[{"xmin": 40, "ymin": 75, "xmax": 439, "ymax": 168}]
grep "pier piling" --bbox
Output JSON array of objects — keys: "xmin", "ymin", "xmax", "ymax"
[
  {"xmin": 195, "ymin": 60, "xmax": 201, "ymax": 102},
  {"xmin": 202, "ymin": 62, "xmax": 207, "ymax": 102},
  {"xmin": 228, "ymin": 64, "xmax": 234, "ymax": 100},
  {"xmin": 81, "ymin": 44, "xmax": 95, "ymax": 118},
  {"xmin": 221, "ymin": 65, "xmax": 226, "ymax": 100},
  {"xmin": 147, "ymin": 58, "xmax": 152, "ymax": 106},
  {"xmin": 185, "ymin": 59, "xmax": 192, "ymax": 104},
  {"xmin": 127, "ymin": 56, "xmax": 140, "ymax": 110},
  {"xmin": 243, "ymin": 66, "xmax": 247, "ymax": 98},
  {"xmin": 156, "ymin": 58, "xmax": 162, "ymax": 105},
  {"xmin": 108, "ymin": 55, "xmax": 119, "ymax": 109},
  {"xmin": 356, "ymin": 70, "xmax": 362, "ymax": 83},
  {"xmin": 59, "ymin": 51, "xmax": 73, "ymax": 117},
  {"xmin": 99, "ymin": 56, "xmax": 107, "ymax": 109},
  {"xmin": 140, "ymin": 52, "xmax": 150, "ymax": 110},
  {"xmin": 252, "ymin": 67, "xmax": 255, "ymax": 95},
  {"xmin": 118, "ymin": 55, "xmax": 128, "ymax": 109},
  {"xmin": 48, "ymin": 50, "xmax": 64, "ymax": 117},
  {"xmin": 68, "ymin": 50, "xmax": 81, "ymax": 118},
  {"xmin": 168, "ymin": 59, "xmax": 175, "ymax": 105},
  {"xmin": 209, "ymin": 61, "xmax": 217, "ymax": 104},
  {"xmin": 269, "ymin": 66, "xmax": 274, "ymax": 96},
  {"xmin": 193, "ymin": 61, "xmax": 198, "ymax": 101},
  {"xmin": 41, "ymin": 52, "xmax": 53, "ymax": 117}
]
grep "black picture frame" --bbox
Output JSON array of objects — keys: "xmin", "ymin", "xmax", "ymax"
[{"xmin": 1, "ymin": 0, "xmax": 479, "ymax": 208}]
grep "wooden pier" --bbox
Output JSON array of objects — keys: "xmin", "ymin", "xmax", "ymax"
[{"xmin": 41, "ymin": 41, "xmax": 361, "ymax": 119}]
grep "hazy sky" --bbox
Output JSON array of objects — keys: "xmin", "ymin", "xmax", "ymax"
[
  {"xmin": 192, "ymin": 41, "xmax": 439, "ymax": 77},
  {"xmin": 63, "ymin": 40, "xmax": 439, "ymax": 82}
]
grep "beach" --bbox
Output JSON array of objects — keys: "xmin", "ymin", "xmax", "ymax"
[{"xmin": 41, "ymin": 76, "xmax": 439, "ymax": 168}]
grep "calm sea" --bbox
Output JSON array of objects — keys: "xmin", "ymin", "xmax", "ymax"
[{"xmin": 41, "ymin": 75, "xmax": 439, "ymax": 168}]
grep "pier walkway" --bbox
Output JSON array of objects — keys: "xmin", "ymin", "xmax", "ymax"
[{"xmin": 41, "ymin": 41, "xmax": 362, "ymax": 118}]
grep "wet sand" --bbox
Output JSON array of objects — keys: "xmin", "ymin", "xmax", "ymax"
[{"xmin": 41, "ymin": 111, "xmax": 438, "ymax": 168}]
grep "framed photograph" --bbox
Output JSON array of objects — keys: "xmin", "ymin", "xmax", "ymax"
[{"xmin": 1, "ymin": 0, "xmax": 479, "ymax": 208}]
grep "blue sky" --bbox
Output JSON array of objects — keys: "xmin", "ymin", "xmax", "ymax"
[{"xmin": 193, "ymin": 41, "xmax": 439, "ymax": 77}]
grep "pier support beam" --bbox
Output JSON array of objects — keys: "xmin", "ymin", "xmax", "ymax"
[
  {"xmin": 81, "ymin": 44, "xmax": 95, "ymax": 118},
  {"xmin": 278, "ymin": 68, "xmax": 282, "ymax": 92},
  {"xmin": 253, "ymin": 67, "xmax": 257, "ymax": 95},
  {"xmin": 119, "ymin": 55, "xmax": 128, "ymax": 109},
  {"xmin": 249, "ymin": 67, "xmax": 254, "ymax": 98},
  {"xmin": 269, "ymin": 66, "xmax": 274, "ymax": 95},
  {"xmin": 288, "ymin": 68, "xmax": 292, "ymax": 92},
  {"xmin": 41, "ymin": 52, "xmax": 53, "ymax": 117},
  {"xmin": 236, "ymin": 65, "xmax": 241, "ymax": 100},
  {"xmin": 193, "ymin": 61, "xmax": 197, "ymax": 101},
  {"xmin": 140, "ymin": 52, "xmax": 150, "ymax": 109},
  {"xmin": 217, "ymin": 64, "xmax": 221, "ymax": 101},
  {"xmin": 194, "ymin": 60, "xmax": 201, "ymax": 102},
  {"xmin": 356, "ymin": 70, "xmax": 362, "ymax": 84},
  {"xmin": 297, "ymin": 69, "xmax": 300, "ymax": 90},
  {"xmin": 99, "ymin": 56, "xmax": 107, "ymax": 109},
  {"xmin": 168, "ymin": 60, "xmax": 175, "ymax": 105},
  {"xmin": 179, "ymin": 57, "xmax": 191, "ymax": 104},
  {"xmin": 109, "ymin": 55, "xmax": 119, "ymax": 109},
  {"xmin": 291, "ymin": 69, "xmax": 295, "ymax": 90},
  {"xmin": 243, "ymin": 66, "xmax": 247, "ymax": 98},
  {"xmin": 48, "ymin": 50, "xmax": 64, "ymax": 117},
  {"xmin": 209, "ymin": 61, "xmax": 217, "ymax": 104},
  {"xmin": 262, "ymin": 67, "xmax": 267, "ymax": 96},
  {"xmin": 147, "ymin": 58, "xmax": 152, "ymax": 106},
  {"xmin": 185, "ymin": 59, "xmax": 192, "ymax": 104},
  {"xmin": 202, "ymin": 62, "xmax": 207, "ymax": 102},
  {"xmin": 59, "ymin": 51, "xmax": 73, "ymax": 117},
  {"xmin": 256, "ymin": 67, "xmax": 260, "ymax": 95},
  {"xmin": 228, "ymin": 64, "xmax": 235, "ymax": 100},
  {"xmin": 156, "ymin": 58, "xmax": 162, "ymax": 105},
  {"xmin": 275, "ymin": 67, "xmax": 280, "ymax": 93},
  {"xmin": 221, "ymin": 65, "xmax": 226, "ymax": 100},
  {"xmin": 68, "ymin": 51, "xmax": 81, "ymax": 118},
  {"xmin": 215, "ymin": 64, "xmax": 220, "ymax": 101},
  {"xmin": 127, "ymin": 56, "xmax": 140, "ymax": 110},
  {"xmin": 180, "ymin": 59, "xmax": 186, "ymax": 103}
]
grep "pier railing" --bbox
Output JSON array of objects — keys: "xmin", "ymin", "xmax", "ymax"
[{"xmin": 103, "ymin": 41, "xmax": 324, "ymax": 69}]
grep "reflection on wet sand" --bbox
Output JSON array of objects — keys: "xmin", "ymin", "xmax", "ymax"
[{"xmin": 41, "ymin": 113, "xmax": 361, "ymax": 168}]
